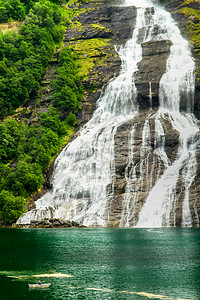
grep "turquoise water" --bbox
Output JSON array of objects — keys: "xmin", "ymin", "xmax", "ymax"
[{"xmin": 0, "ymin": 228, "xmax": 199, "ymax": 300}]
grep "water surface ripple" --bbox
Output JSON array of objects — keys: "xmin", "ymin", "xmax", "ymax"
[{"xmin": 0, "ymin": 228, "xmax": 199, "ymax": 299}]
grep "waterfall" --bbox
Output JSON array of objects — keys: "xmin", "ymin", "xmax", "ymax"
[
  {"xmin": 135, "ymin": 2, "xmax": 198, "ymax": 227},
  {"xmin": 17, "ymin": 0, "xmax": 199, "ymax": 227}
]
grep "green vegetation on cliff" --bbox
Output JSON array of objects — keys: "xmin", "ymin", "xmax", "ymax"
[
  {"xmin": 0, "ymin": 190, "xmax": 26, "ymax": 223},
  {"xmin": 179, "ymin": 0, "xmax": 200, "ymax": 56},
  {"xmin": 53, "ymin": 47, "xmax": 83, "ymax": 111},
  {"xmin": 0, "ymin": 0, "xmax": 65, "ymax": 116},
  {"xmin": 0, "ymin": 0, "xmax": 85, "ymax": 224}
]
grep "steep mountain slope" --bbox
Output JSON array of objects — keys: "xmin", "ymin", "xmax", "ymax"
[{"xmin": 16, "ymin": 0, "xmax": 200, "ymax": 227}]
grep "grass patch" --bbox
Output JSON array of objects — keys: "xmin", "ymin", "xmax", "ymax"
[
  {"xmin": 179, "ymin": 2, "xmax": 200, "ymax": 56},
  {"xmin": 70, "ymin": 38, "xmax": 111, "ymax": 80}
]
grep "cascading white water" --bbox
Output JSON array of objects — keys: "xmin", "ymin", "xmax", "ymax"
[
  {"xmin": 17, "ymin": 0, "xmax": 199, "ymax": 227},
  {"xmin": 17, "ymin": 0, "xmax": 149, "ymax": 227},
  {"xmin": 135, "ymin": 3, "xmax": 199, "ymax": 227}
]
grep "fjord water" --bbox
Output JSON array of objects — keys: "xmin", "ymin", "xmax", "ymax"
[
  {"xmin": 17, "ymin": 0, "xmax": 199, "ymax": 227},
  {"xmin": 0, "ymin": 228, "xmax": 199, "ymax": 300}
]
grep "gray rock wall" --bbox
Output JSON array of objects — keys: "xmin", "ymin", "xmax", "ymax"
[{"xmin": 65, "ymin": 0, "xmax": 200, "ymax": 227}]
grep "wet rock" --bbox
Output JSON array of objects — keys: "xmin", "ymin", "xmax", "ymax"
[
  {"xmin": 75, "ymin": 6, "xmax": 137, "ymax": 44},
  {"xmin": 109, "ymin": 109, "xmax": 180, "ymax": 227},
  {"xmin": 135, "ymin": 40, "xmax": 172, "ymax": 110},
  {"xmin": 15, "ymin": 218, "xmax": 85, "ymax": 228}
]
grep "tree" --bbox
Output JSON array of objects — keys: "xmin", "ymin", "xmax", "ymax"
[
  {"xmin": 35, "ymin": 144, "xmax": 51, "ymax": 170},
  {"xmin": 0, "ymin": 122, "xmax": 17, "ymax": 163},
  {"xmin": 0, "ymin": 190, "xmax": 26, "ymax": 224},
  {"xmin": 66, "ymin": 112, "xmax": 77, "ymax": 126},
  {"xmin": 40, "ymin": 106, "xmax": 67, "ymax": 135},
  {"xmin": 5, "ymin": 161, "xmax": 45, "ymax": 196},
  {"xmin": 0, "ymin": 0, "xmax": 26, "ymax": 22}
]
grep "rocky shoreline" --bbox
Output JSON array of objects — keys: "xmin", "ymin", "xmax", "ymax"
[{"xmin": 12, "ymin": 218, "xmax": 85, "ymax": 229}]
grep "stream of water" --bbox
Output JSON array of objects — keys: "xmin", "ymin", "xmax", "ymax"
[{"xmin": 17, "ymin": 0, "xmax": 199, "ymax": 227}]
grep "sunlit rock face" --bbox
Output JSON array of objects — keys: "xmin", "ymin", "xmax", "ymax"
[{"xmin": 17, "ymin": 0, "xmax": 200, "ymax": 228}]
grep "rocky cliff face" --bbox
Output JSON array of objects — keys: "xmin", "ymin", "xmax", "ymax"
[
  {"xmin": 18, "ymin": 0, "xmax": 200, "ymax": 227},
  {"xmin": 71, "ymin": 0, "xmax": 200, "ymax": 227},
  {"xmin": 65, "ymin": 0, "xmax": 137, "ymax": 125}
]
